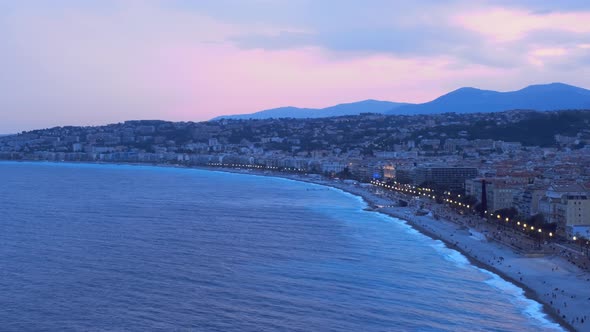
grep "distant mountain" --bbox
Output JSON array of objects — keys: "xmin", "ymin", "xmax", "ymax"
[
  {"xmin": 388, "ymin": 83, "xmax": 590, "ymax": 115},
  {"xmin": 211, "ymin": 100, "xmax": 409, "ymax": 120},
  {"xmin": 211, "ymin": 83, "xmax": 590, "ymax": 121}
]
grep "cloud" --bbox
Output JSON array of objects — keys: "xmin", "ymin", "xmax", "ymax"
[
  {"xmin": 228, "ymin": 1, "xmax": 479, "ymax": 57},
  {"xmin": 0, "ymin": 1, "xmax": 240, "ymax": 131},
  {"xmin": 454, "ymin": 7, "xmax": 590, "ymax": 42},
  {"xmin": 232, "ymin": 31, "xmax": 316, "ymax": 50},
  {"xmin": 227, "ymin": 1, "xmax": 590, "ymax": 70},
  {"xmin": 487, "ymin": 0, "xmax": 590, "ymax": 13},
  {"xmin": 0, "ymin": 0, "xmax": 589, "ymax": 132}
]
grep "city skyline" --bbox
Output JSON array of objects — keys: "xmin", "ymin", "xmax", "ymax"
[{"xmin": 2, "ymin": 0, "xmax": 590, "ymax": 132}]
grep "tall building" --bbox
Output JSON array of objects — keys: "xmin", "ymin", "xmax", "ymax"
[
  {"xmin": 514, "ymin": 185, "xmax": 548, "ymax": 217},
  {"xmin": 466, "ymin": 177, "xmax": 521, "ymax": 213},
  {"xmin": 382, "ymin": 164, "xmax": 396, "ymax": 179},
  {"xmin": 414, "ymin": 167, "xmax": 478, "ymax": 192},
  {"xmin": 539, "ymin": 184, "xmax": 590, "ymax": 236}
]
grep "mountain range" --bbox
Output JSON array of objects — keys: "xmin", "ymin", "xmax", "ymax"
[
  {"xmin": 211, "ymin": 100, "xmax": 408, "ymax": 120},
  {"xmin": 212, "ymin": 83, "xmax": 590, "ymax": 120}
]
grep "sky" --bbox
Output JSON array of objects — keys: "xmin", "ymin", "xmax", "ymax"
[{"xmin": 1, "ymin": 0, "xmax": 590, "ymax": 133}]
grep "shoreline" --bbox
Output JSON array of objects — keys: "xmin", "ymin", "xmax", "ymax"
[
  {"xmin": 197, "ymin": 166, "xmax": 579, "ymax": 332},
  {"xmin": 388, "ymin": 211, "xmax": 572, "ymax": 331},
  {"xmin": 2, "ymin": 161, "xmax": 585, "ymax": 331}
]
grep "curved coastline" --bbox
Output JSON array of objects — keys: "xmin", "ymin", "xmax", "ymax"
[
  {"xmin": 0, "ymin": 161, "xmax": 577, "ymax": 331},
  {"xmin": 285, "ymin": 180, "xmax": 571, "ymax": 331},
  {"xmin": 197, "ymin": 166, "xmax": 575, "ymax": 332},
  {"xmin": 384, "ymin": 211, "xmax": 571, "ymax": 331}
]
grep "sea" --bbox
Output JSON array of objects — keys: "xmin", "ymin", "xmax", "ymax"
[{"xmin": 0, "ymin": 162, "xmax": 564, "ymax": 331}]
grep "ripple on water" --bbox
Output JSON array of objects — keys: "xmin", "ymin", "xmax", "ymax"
[{"xmin": 0, "ymin": 162, "xmax": 564, "ymax": 331}]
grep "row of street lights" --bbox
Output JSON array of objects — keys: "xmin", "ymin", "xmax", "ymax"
[
  {"xmin": 370, "ymin": 180, "xmax": 471, "ymax": 209},
  {"xmin": 372, "ymin": 180, "xmax": 590, "ymax": 256},
  {"xmin": 371, "ymin": 179, "xmax": 556, "ymax": 248},
  {"xmin": 207, "ymin": 163, "xmax": 307, "ymax": 172}
]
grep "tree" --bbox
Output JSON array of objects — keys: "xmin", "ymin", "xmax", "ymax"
[
  {"xmin": 461, "ymin": 195, "xmax": 478, "ymax": 206},
  {"xmin": 526, "ymin": 213, "xmax": 546, "ymax": 228},
  {"xmin": 474, "ymin": 202, "xmax": 484, "ymax": 214},
  {"xmin": 543, "ymin": 222, "xmax": 557, "ymax": 234},
  {"xmin": 494, "ymin": 207, "xmax": 518, "ymax": 220},
  {"xmin": 336, "ymin": 167, "xmax": 352, "ymax": 179}
]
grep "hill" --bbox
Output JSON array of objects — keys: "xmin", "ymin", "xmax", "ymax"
[
  {"xmin": 211, "ymin": 100, "xmax": 408, "ymax": 120},
  {"xmin": 389, "ymin": 83, "xmax": 590, "ymax": 115},
  {"xmin": 406, "ymin": 110, "xmax": 590, "ymax": 147}
]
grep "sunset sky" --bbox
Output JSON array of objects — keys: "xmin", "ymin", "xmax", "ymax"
[{"xmin": 2, "ymin": 0, "xmax": 590, "ymax": 132}]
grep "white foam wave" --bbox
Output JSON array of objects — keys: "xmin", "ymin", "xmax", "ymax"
[
  {"xmin": 429, "ymin": 241, "xmax": 470, "ymax": 268},
  {"xmin": 469, "ymin": 230, "xmax": 487, "ymax": 241},
  {"xmin": 404, "ymin": 227, "xmax": 420, "ymax": 235},
  {"xmin": 427, "ymin": 240, "xmax": 563, "ymax": 330},
  {"xmin": 383, "ymin": 215, "xmax": 423, "ymax": 237},
  {"xmin": 480, "ymin": 269, "xmax": 564, "ymax": 331},
  {"xmin": 320, "ymin": 185, "xmax": 369, "ymax": 211}
]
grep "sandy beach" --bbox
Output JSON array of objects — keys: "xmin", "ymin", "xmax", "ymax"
[{"xmin": 206, "ymin": 167, "xmax": 590, "ymax": 332}]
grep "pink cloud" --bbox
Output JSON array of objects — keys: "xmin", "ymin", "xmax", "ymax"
[
  {"xmin": 1, "ymin": 1, "xmax": 590, "ymax": 132},
  {"xmin": 154, "ymin": 43, "xmax": 511, "ymax": 119},
  {"xmin": 455, "ymin": 8, "xmax": 590, "ymax": 42}
]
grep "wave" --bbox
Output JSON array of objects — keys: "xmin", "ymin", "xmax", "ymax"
[
  {"xmin": 426, "ymin": 237, "xmax": 563, "ymax": 331},
  {"xmin": 481, "ymin": 270, "xmax": 564, "ymax": 331},
  {"xmin": 429, "ymin": 241, "xmax": 470, "ymax": 268}
]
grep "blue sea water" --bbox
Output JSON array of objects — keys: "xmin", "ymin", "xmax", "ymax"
[{"xmin": 0, "ymin": 162, "xmax": 563, "ymax": 331}]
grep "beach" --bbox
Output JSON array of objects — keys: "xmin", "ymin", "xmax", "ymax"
[{"xmin": 207, "ymin": 167, "xmax": 590, "ymax": 332}]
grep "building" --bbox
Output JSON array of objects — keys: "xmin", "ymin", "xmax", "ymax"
[
  {"xmin": 491, "ymin": 183, "xmax": 518, "ymax": 212},
  {"xmin": 538, "ymin": 184, "xmax": 590, "ymax": 236},
  {"xmin": 320, "ymin": 161, "xmax": 347, "ymax": 174},
  {"xmin": 395, "ymin": 167, "xmax": 414, "ymax": 184},
  {"xmin": 466, "ymin": 178, "xmax": 521, "ymax": 213},
  {"xmin": 414, "ymin": 166, "xmax": 478, "ymax": 192},
  {"xmin": 514, "ymin": 185, "xmax": 548, "ymax": 217},
  {"xmin": 383, "ymin": 164, "xmax": 396, "ymax": 179}
]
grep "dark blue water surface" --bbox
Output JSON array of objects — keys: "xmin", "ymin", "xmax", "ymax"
[{"xmin": 0, "ymin": 162, "xmax": 562, "ymax": 331}]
